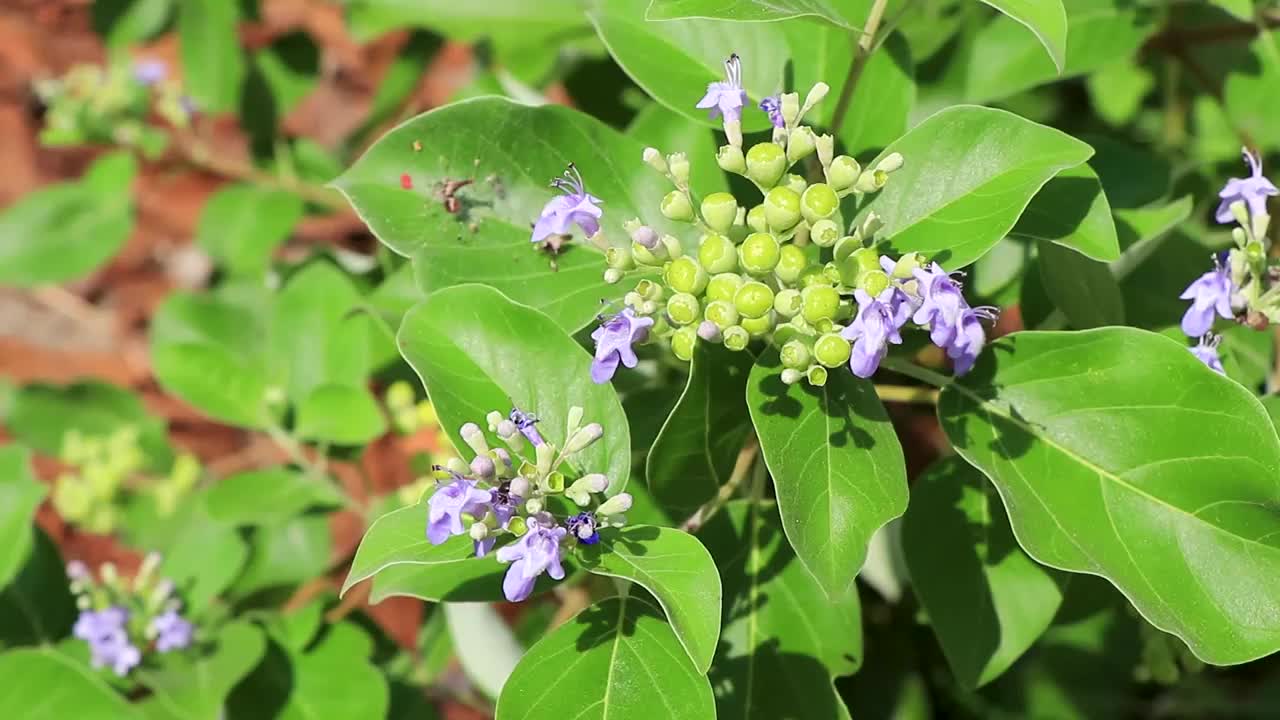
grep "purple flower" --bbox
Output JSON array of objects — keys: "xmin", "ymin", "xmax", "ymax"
[
  {"xmin": 1216, "ymin": 148, "xmax": 1277, "ymax": 224},
  {"xmin": 566, "ymin": 512, "xmax": 600, "ymax": 545},
  {"xmin": 759, "ymin": 95, "xmax": 784, "ymax": 128},
  {"xmin": 911, "ymin": 262, "xmax": 996, "ymax": 375},
  {"xmin": 495, "ymin": 525, "xmax": 567, "ymax": 602},
  {"xmin": 508, "ymin": 408, "xmax": 545, "ymax": 446},
  {"xmin": 841, "ymin": 288, "xmax": 910, "ymax": 378},
  {"xmin": 948, "ymin": 307, "xmax": 995, "ymax": 376},
  {"xmin": 150, "ymin": 609, "xmax": 193, "ymax": 652},
  {"xmin": 696, "ymin": 54, "xmax": 747, "ymax": 122},
  {"xmin": 1190, "ymin": 334, "xmax": 1226, "ymax": 375},
  {"xmin": 531, "ymin": 163, "xmax": 603, "ymax": 244},
  {"xmin": 1179, "ymin": 262, "xmax": 1235, "ymax": 337},
  {"xmin": 426, "ymin": 475, "xmax": 492, "ymax": 546},
  {"xmin": 474, "ymin": 483, "xmax": 523, "ymax": 558},
  {"xmin": 133, "ymin": 60, "xmax": 167, "ymax": 86},
  {"xmin": 75, "ymin": 607, "xmax": 141, "ymax": 676},
  {"xmin": 590, "ymin": 307, "xmax": 654, "ymax": 384}
]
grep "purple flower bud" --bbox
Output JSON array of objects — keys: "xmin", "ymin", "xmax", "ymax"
[
  {"xmin": 133, "ymin": 60, "xmax": 167, "ymax": 86},
  {"xmin": 590, "ymin": 307, "xmax": 654, "ymax": 384},
  {"xmin": 1216, "ymin": 148, "xmax": 1277, "ymax": 224},
  {"xmin": 508, "ymin": 408, "xmax": 545, "ymax": 446},
  {"xmin": 631, "ymin": 225, "xmax": 659, "ymax": 249},
  {"xmin": 759, "ymin": 95, "xmax": 784, "ymax": 128},
  {"xmin": 697, "ymin": 320, "xmax": 721, "ymax": 342},
  {"xmin": 696, "ymin": 53, "xmax": 747, "ymax": 122},
  {"xmin": 426, "ymin": 475, "xmax": 492, "ymax": 546},
  {"xmin": 495, "ymin": 525, "xmax": 567, "ymax": 602},
  {"xmin": 66, "ymin": 560, "xmax": 89, "ymax": 582},
  {"xmin": 75, "ymin": 607, "xmax": 141, "ymax": 676},
  {"xmin": 532, "ymin": 163, "xmax": 603, "ymax": 244},
  {"xmin": 1179, "ymin": 261, "xmax": 1236, "ymax": 337},
  {"xmin": 1190, "ymin": 334, "xmax": 1226, "ymax": 375},
  {"xmin": 150, "ymin": 609, "xmax": 193, "ymax": 652},
  {"xmin": 567, "ymin": 512, "xmax": 600, "ymax": 545}
]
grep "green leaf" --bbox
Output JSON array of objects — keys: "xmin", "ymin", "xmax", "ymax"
[
  {"xmin": 902, "ymin": 457, "xmax": 1065, "ymax": 688},
  {"xmin": 398, "ymin": 285, "xmax": 630, "ymax": 494},
  {"xmin": 196, "ymin": 185, "xmax": 303, "ymax": 277},
  {"xmin": 345, "ymin": 0, "xmax": 584, "ymax": 43},
  {"xmin": 579, "ymin": 525, "xmax": 721, "ymax": 673},
  {"xmin": 1035, "ymin": 240, "xmax": 1124, "ymax": 329},
  {"xmin": 204, "ymin": 468, "xmax": 344, "ymax": 527},
  {"xmin": 645, "ymin": 0, "xmax": 859, "ymax": 28},
  {"xmin": 178, "ymin": 0, "xmax": 246, "ymax": 113},
  {"xmin": 978, "ymin": 0, "xmax": 1068, "ymax": 72},
  {"xmin": 92, "ymin": 0, "xmax": 175, "ymax": 47},
  {"xmin": 701, "ymin": 501, "xmax": 860, "ymax": 718},
  {"xmin": 160, "ymin": 504, "xmax": 249, "ymax": 615},
  {"xmin": 271, "ymin": 262, "xmax": 370, "ymax": 404},
  {"xmin": 232, "ymin": 515, "xmax": 330, "ymax": 597},
  {"xmin": 1209, "ymin": 0, "xmax": 1253, "ymax": 20},
  {"xmin": 863, "ymin": 105, "xmax": 1093, "ymax": 269},
  {"xmin": 495, "ymin": 594, "xmax": 715, "ymax": 720},
  {"xmin": 0, "ymin": 648, "xmax": 141, "ymax": 719},
  {"xmin": 1009, "ymin": 164, "xmax": 1119, "ymax": 262},
  {"xmin": 334, "ymin": 97, "xmax": 680, "ymax": 332},
  {"xmin": 747, "ymin": 352, "xmax": 908, "ymax": 599},
  {"xmin": 8, "ymin": 381, "xmax": 173, "ymax": 472},
  {"xmin": 253, "ymin": 33, "xmax": 319, "ymax": 117},
  {"xmin": 0, "ymin": 153, "xmax": 134, "ymax": 287},
  {"xmin": 444, "ymin": 603, "xmax": 523, "ymax": 699},
  {"xmin": 137, "ymin": 622, "xmax": 266, "ymax": 720},
  {"xmin": 938, "ymin": 327, "xmax": 1280, "ymax": 665},
  {"xmin": 0, "ymin": 529, "xmax": 76, "ymax": 648},
  {"xmin": 0, "ymin": 447, "xmax": 47, "ymax": 590},
  {"xmin": 294, "ymin": 384, "xmax": 387, "ymax": 445},
  {"xmin": 647, "ymin": 343, "xmax": 754, "ymax": 518}
]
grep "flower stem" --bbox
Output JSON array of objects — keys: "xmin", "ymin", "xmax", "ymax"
[
  {"xmin": 177, "ymin": 136, "xmax": 349, "ymax": 211},
  {"xmin": 828, "ymin": 0, "xmax": 891, "ymax": 140},
  {"xmin": 879, "ymin": 357, "xmax": 953, "ymax": 388},
  {"xmin": 873, "ymin": 383, "xmax": 939, "ymax": 405},
  {"xmin": 681, "ymin": 433, "xmax": 759, "ymax": 533}
]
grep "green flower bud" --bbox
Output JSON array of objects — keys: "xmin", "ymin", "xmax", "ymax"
[
  {"xmin": 774, "ymin": 245, "xmax": 809, "ymax": 285},
  {"xmin": 741, "ymin": 311, "xmax": 776, "ymax": 337},
  {"xmin": 858, "ymin": 211, "xmax": 884, "ymax": 240},
  {"xmin": 669, "ymin": 152, "xmax": 691, "ymax": 186},
  {"xmin": 734, "ymin": 281, "xmax": 775, "ymax": 319},
  {"xmin": 662, "ymin": 190, "xmax": 694, "ymax": 222},
  {"xmin": 606, "ymin": 246, "xmax": 634, "ymax": 270},
  {"xmin": 665, "ymin": 256, "xmax": 709, "ymax": 295},
  {"xmin": 739, "ymin": 232, "xmax": 781, "ymax": 275},
  {"xmin": 875, "ymin": 152, "xmax": 904, "ymax": 174},
  {"xmin": 746, "ymin": 204, "xmax": 768, "ymax": 233},
  {"xmin": 810, "ymin": 219, "xmax": 840, "ymax": 247},
  {"xmin": 386, "ymin": 381, "xmax": 415, "ymax": 410},
  {"xmin": 717, "ymin": 144, "xmax": 746, "ymax": 174},
  {"xmin": 858, "ymin": 269, "xmax": 890, "ymax": 297},
  {"xmin": 746, "ymin": 142, "xmax": 787, "ymax": 187},
  {"xmin": 781, "ymin": 368, "xmax": 804, "ymax": 385},
  {"xmin": 632, "ymin": 241, "xmax": 665, "ymax": 266},
  {"xmin": 816, "ymin": 133, "xmax": 835, "ymax": 168},
  {"xmin": 706, "ymin": 272, "xmax": 745, "ymax": 303},
  {"xmin": 855, "ymin": 169, "xmax": 888, "ymax": 193},
  {"xmin": 765, "ymin": 186, "xmax": 802, "ymax": 232},
  {"xmin": 660, "ymin": 233, "xmax": 685, "ymax": 259},
  {"xmin": 782, "ymin": 173, "xmax": 808, "ymax": 196},
  {"xmin": 787, "ymin": 127, "xmax": 817, "ymax": 164},
  {"xmin": 781, "ymin": 339, "xmax": 812, "ymax": 369},
  {"xmin": 774, "ymin": 288, "xmax": 803, "ymax": 317},
  {"xmin": 636, "ymin": 278, "xmax": 663, "ymax": 300},
  {"xmin": 667, "ymin": 292, "xmax": 701, "ymax": 326},
  {"xmin": 644, "ymin": 147, "xmax": 668, "ymax": 175},
  {"xmin": 705, "ymin": 299, "xmax": 740, "ymax": 329},
  {"xmin": 723, "ymin": 325, "xmax": 751, "ymax": 351},
  {"xmin": 801, "ymin": 183, "xmax": 839, "ymax": 223},
  {"xmin": 889, "ymin": 252, "xmax": 921, "ymax": 279},
  {"xmin": 698, "ymin": 233, "xmax": 738, "ymax": 273},
  {"xmin": 801, "ymin": 284, "xmax": 840, "ymax": 324},
  {"xmin": 833, "ymin": 235, "xmax": 861, "ymax": 263},
  {"xmin": 806, "ymin": 365, "xmax": 829, "ymax": 387},
  {"xmin": 701, "ymin": 192, "xmax": 739, "ymax": 233},
  {"xmin": 802, "ymin": 82, "xmax": 830, "ymax": 117},
  {"xmin": 814, "ymin": 333, "xmax": 852, "ymax": 368},
  {"xmin": 838, "ymin": 246, "xmax": 882, "ymax": 285},
  {"xmin": 799, "ymin": 265, "xmax": 831, "ymax": 288},
  {"xmin": 781, "ymin": 92, "xmax": 801, "ymax": 127},
  {"xmin": 671, "ymin": 325, "xmax": 698, "ymax": 361},
  {"xmin": 827, "ymin": 155, "xmax": 861, "ymax": 191}
]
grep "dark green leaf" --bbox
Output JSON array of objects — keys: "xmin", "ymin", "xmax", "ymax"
[
  {"xmin": 0, "ymin": 447, "xmax": 47, "ymax": 590},
  {"xmin": 1036, "ymin": 241, "xmax": 1125, "ymax": 329},
  {"xmin": 1010, "ymin": 164, "xmax": 1119, "ymax": 262},
  {"xmin": 137, "ymin": 622, "xmax": 266, "ymax": 720},
  {"xmin": 0, "ymin": 529, "xmax": 75, "ymax": 648}
]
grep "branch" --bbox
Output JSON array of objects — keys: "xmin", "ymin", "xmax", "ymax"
[{"xmin": 828, "ymin": 0, "xmax": 891, "ymax": 139}]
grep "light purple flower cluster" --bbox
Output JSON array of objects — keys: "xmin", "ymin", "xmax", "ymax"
[
  {"xmin": 590, "ymin": 307, "xmax": 654, "ymax": 384},
  {"xmin": 759, "ymin": 95, "xmax": 784, "ymax": 128},
  {"xmin": 1179, "ymin": 260, "xmax": 1235, "ymax": 338},
  {"xmin": 697, "ymin": 53, "xmax": 747, "ymax": 122},
  {"xmin": 150, "ymin": 609, "xmax": 194, "ymax": 652},
  {"xmin": 423, "ymin": 407, "xmax": 631, "ymax": 602},
  {"xmin": 912, "ymin": 262, "xmax": 997, "ymax": 376},
  {"xmin": 841, "ymin": 288, "xmax": 910, "ymax": 378},
  {"xmin": 75, "ymin": 607, "xmax": 141, "ymax": 676},
  {"xmin": 1216, "ymin": 148, "xmax": 1277, "ymax": 224},
  {"xmin": 531, "ymin": 163, "xmax": 603, "ymax": 245}
]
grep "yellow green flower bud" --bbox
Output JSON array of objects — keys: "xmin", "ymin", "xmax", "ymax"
[
  {"xmin": 781, "ymin": 92, "xmax": 801, "ymax": 126},
  {"xmin": 765, "ymin": 186, "xmax": 802, "ymax": 232},
  {"xmin": 636, "ymin": 278, "xmax": 663, "ymax": 300},
  {"xmin": 801, "ymin": 183, "xmax": 839, "ymax": 223},
  {"xmin": 643, "ymin": 147, "xmax": 668, "ymax": 175},
  {"xmin": 606, "ymin": 246, "xmax": 634, "ymax": 270},
  {"xmin": 671, "ymin": 325, "xmax": 698, "ymax": 361},
  {"xmin": 746, "ymin": 204, "xmax": 768, "ymax": 233},
  {"xmin": 701, "ymin": 192, "xmax": 739, "ymax": 233},
  {"xmin": 810, "ymin": 219, "xmax": 840, "ymax": 248},
  {"xmin": 890, "ymin": 252, "xmax": 922, "ymax": 279},
  {"xmin": 876, "ymin": 152, "xmax": 904, "ymax": 174},
  {"xmin": 386, "ymin": 381, "xmax": 415, "ymax": 410},
  {"xmin": 781, "ymin": 339, "xmax": 812, "ymax": 369},
  {"xmin": 741, "ymin": 311, "xmax": 776, "ymax": 337},
  {"xmin": 705, "ymin": 299, "xmax": 740, "ymax": 329},
  {"xmin": 782, "ymin": 174, "xmax": 808, "ymax": 196},
  {"xmin": 734, "ymin": 281, "xmax": 775, "ymax": 319},
  {"xmin": 814, "ymin": 333, "xmax": 852, "ymax": 368},
  {"xmin": 833, "ymin": 235, "xmax": 861, "ymax": 263},
  {"xmin": 664, "ymin": 256, "xmax": 709, "ymax": 295},
  {"xmin": 662, "ymin": 190, "xmax": 694, "ymax": 222},
  {"xmin": 746, "ymin": 142, "xmax": 787, "ymax": 187},
  {"xmin": 856, "ymin": 169, "xmax": 888, "ymax": 193},
  {"xmin": 774, "ymin": 288, "xmax": 802, "ymax": 317},
  {"xmin": 801, "ymin": 284, "xmax": 840, "ymax": 324},
  {"xmin": 668, "ymin": 152, "xmax": 691, "ymax": 186},
  {"xmin": 806, "ymin": 365, "xmax": 829, "ymax": 387},
  {"xmin": 723, "ymin": 325, "xmax": 751, "ymax": 351},
  {"xmin": 774, "ymin": 244, "xmax": 809, "ymax": 285},
  {"xmin": 717, "ymin": 144, "xmax": 746, "ymax": 174},
  {"xmin": 666, "ymin": 292, "xmax": 701, "ymax": 326},
  {"xmin": 827, "ymin": 155, "xmax": 861, "ymax": 191},
  {"xmin": 706, "ymin": 272, "xmax": 745, "ymax": 303},
  {"xmin": 858, "ymin": 270, "xmax": 890, "ymax": 297},
  {"xmin": 787, "ymin": 126, "xmax": 817, "ymax": 164},
  {"xmin": 698, "ymin": 233, "xmax": 738, "ymax": 273},
  {"xmin": 738, "ymin": 232, "xmax": 781, "ymax": 275}
]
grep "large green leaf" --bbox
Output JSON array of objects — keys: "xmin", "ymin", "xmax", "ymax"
[
  {"xmin": 270, "ymin": 262, "xmax": 370, "ymax": 404},
  {"xmin": 647, "ymin": 343, "xmax": 754, "ymax": 518},
  {"xmin": 978, "ymin": 0, "xmax": 1067, "ymax": 72},
  {"xmin": 495, "ymin": 594, "xmax": 715, "ymax": 720},
  {"xmin": 902, "ymin": 457, "xmax": 1065, "ymax": 689},
  {"xmin": 1009, "ymin": 164, "xmax": 1119, "ymax": 262},
  {"xmin": 137, "ymin": 622, "xmax": 266, "ymax": 720},
  {"xmin": 335, "ymin": 97, "xmax": 682, "ymax": 332},
  {"xmin": 862, "ymin": 105, "xmax": 1093, "ymax": 269},
  {"xmin": 196, "ymin": 185, "xmax": 303, "ymax": 277},
  {"xmin": 702, "ymin": 501, "xmax": 860, "ymax": 719},
  {"xmin": 579, "ymin": 525, "xmax": 721, "ymax": 672},
  {"xmin": 344, "ymin": 0, "xmax": 584, "ymax": 43},
  {"xmin": 294, "ymin": 383, "xmax": 387, "ymax": 445},
  {"xmin": 1035, "ymin": 241, "xmax": 1124, "ymax": 329},
  {"xmin": 398, "ymin": 285, "xmax": 630, "ymax": 494},
  {"xmin": 747, "ymin": 353, "xmax": 908, "ymax": 599},
  {"xmin": 939, "ymin": 327, "xmax": 1280, "ymax": 665},
  {"xmin": 204, "ymin": 468, "xmax": 345, "ymax": 527},
  {"xmin": 178, "ymin": 0, "xmax": 245, "ymax": 113},
  {"xmin": 231, "ymin": 515, "xmax": 330, "ymax": 597},
  {"xmin": 0, "ymin": 447, "xmax": 49, "ymax": 591},
  {"xmin": 646, "ymin": 0, "xmax": 860, "ymax": 28},
  {"xmin": 444, "ymin": 603, "xmax": 524, "ymax": 699},
  {"xmin": 0, "ymin": 648, "xmax": 141, "ymax": 719},
  {"xmin": 8, "ymin": 381, "xmax": 173, "ymax": 472},
  {"xmin": 159, "ymin": 502, "xmax": 248, "ymax": 615},
  {"xmin": 0, "ymin": 529, "xmax": 76, "ymax": 649}
]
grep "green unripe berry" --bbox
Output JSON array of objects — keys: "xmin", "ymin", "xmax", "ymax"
[
  {"xmin": 701, "ymin": 192, "xmax": 739, "ymax": 233},
  {"xmin": 801, "ymin": 284, "xmax": 840, "ymax": 323},
  {"xmin": 764, "ymin": 186, "xmax": 802, "ymax": 232},
  {"xmin": 606, "ymin": 246, "xmax": 634, "ymax": 270},
  {"xmin": 798, "ymin": 265, "xmax": 831, "ymax": 288},
  {"xmin": 801, "ymin": 183, "xmax": 839, "ymax": 223},
  {"xmin": 662, "ymin": 190, "xmax": 694, "ymax": 222},
  {"xmin": 717, "ymin": 144, "xmax": 746, "ymax": 174},
  {"xmin": 746, "ymin": 142, "xmax": 787, "ymax": 187},
  {"xmin": 698, "ymin": 233, "xmax": 738, "ymax": 274},
  {"xmin": 636, "ymin": 278, "xmax": 663, "ymax": 300},
  {"xmin": 734, "ymin": 281, "xmax": 775, "ymax": 319},
  {"xmin": 833, "ymin": 235, "xmax": 862, "ymax": 263},
  {"xmin": 837, "ymin": 246, "xmax": 882, "ymax": 285},
  {"xmin": 806, "ymin": 365, "xmax": 829, "ymax": 387},
  {"xmin": 664, "ymin": 256, "xmax": 709, "ymax": 295},
  {"xmin": 739, "ymin": 232, "xmax": 781, "ymax": 275},
  {"xmin": 774, "ymin": 288, "xmax": 802, "ymax": 317},
  {"xmin": 787, "ymin": 127, "xmax": 817, "ymax": 164},
  {"xmin": 781, "ymin": 339, "xmax": 812, "ymax": 369},
  {"xmin": 706, "ymin": 272, "xmax": 745, "ymax": 303},
  {"xmin": 723, "ymin": 325, "xmax": 751, "ymax": 351},
  {"xmin": 782, "ymin": 173, "xmax": 808, "ymax": 196},
  {"xmin": 858, "ymin": 269, "xmax": 890, "ymax": 297},
  {"xmin": 705, "ymin": 299, "xmax": 740, "ymax": 329},
  {"xmin": 746, "ymin": 204, "xmax": 768, "ymax": 233},
  {"xmin": 741, "ymin": 311, "xmax": 776, "ymax": 337},
  {"xmin": 774, "ymin": 244, "xmax": 809, "ymax": 285},
  {"xmin": 827, "ymin": 155, "xmax": 861, "ymax": 191},
  {"xmin": 671, "ymin": 325, "xmax": 698, "ymax": 361},
  {"xmin": 814, "ymin": 333, "xmax": 852, "ymax": 368},
  {"xmin": 810, "ymin": 218, "xmax": 840, "ymax": 247},
  {"xmin": 667, "ymin": 292, "xmax": 701, "ymax": 326}
]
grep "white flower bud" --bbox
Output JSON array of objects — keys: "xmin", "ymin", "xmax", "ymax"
[
  {"xmin": 446, "ymin": 457, "xmax": 471, "ymax": 476},
  {"xmin": 855, "ymin": 169, "xmax": 887, "ymax": 193},
  {"xmin": 630, "ymin": 224, "xmax": 659, "ymax": 249},
  {"xmin": 781, "ymin": 92, "xmax": 801, "ymax": 127},
  {"xmin": 660, "ymin": 234, "xmax": 684, "ymax": 260},
  {"xmin": 816, "ymin": 134, "xmax": 834, "ymax": 168},
  {"xmin": 460, "ymin": 422, "xmax": 488, "ymax": 455},
  {"xmin": 643, "ymin": 147, "xmax": 668, "ymax": 174},
  {"xmin": 564, "ymin": 423, "xmax": 603, "ymax": 455},
  {"xmin": 536, "ymin": 442, "xmax": 556, "ymax": 475},
  {"xmin": 859, "ymin": 211, "xmax": 884, "ymax": 239},
  {"xmin": 801, "ymin": 82, "xmax": 829, "ymax": 119},
  {"xmin": 486, "ymin": 411, "xmax": 503, "ymax": 432},
  {"xmin": 566, "ymin": 488, "xmax": 592, "ymax": 507},
  {"xmin": 725, "ymin": 118, "xmax": 743, "ymax": 149},
  {"xmin": 597, "ymin": 493, "xmax": 633, "ymax": 516},
  {"xmin": 567, "ymin": 406, "xmax": 584, "ymax": 436},
  {"xmin": 781, "ymin": 368, "xmax": 804, "ymax": 385},
  {"xmin": 875, "ymin": 152, "xmax": 904, "ymax": 174},
  {"xmin": 469, "ymin": 522, "xmax": 489, "ymax": 541},
  {"xmin": 604, "ymin": 268, "xmax": 624, "ymax": 284},
  {"xmin": 525, "ymin": 498, "xmax": 544, "ymax": 515},
  {"xmin": 668, "ymin": 152, "xmax": 690, "ymax": 187},
  {"xmin": 470, "ymin": 455, "xmax": 496, "ymax": 480},
  {"xmin": 509, "ymin": 476, "xmax": 530, "ymax": 498},
  {"xmin": 583, "ymin": 473, "xmax": 609, "ymax": 493}
]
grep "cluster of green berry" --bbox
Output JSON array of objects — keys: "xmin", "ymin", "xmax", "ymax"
[
  {"xmin": 602, "ymin": 83, "xmax": 907, "ymax": 386},
  {"xmin": 384, "ymin": 380, "xmax": 441, "ymax": 436},
  {"xmin": 36, "ymin": 61, "xmax": 191, "ymax": 157}
]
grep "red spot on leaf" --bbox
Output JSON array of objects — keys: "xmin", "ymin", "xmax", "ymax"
[{"xmin": 400, "ymin": 174, "xmax": 413, "ymax": 190}]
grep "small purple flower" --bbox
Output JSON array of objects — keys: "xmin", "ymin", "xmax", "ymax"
[
  {"xmin": 75, "ymin": 607, "xmax": 141, "ymax": 676},
  {"xmin": 495, "ymin": 525, "xmax": 568, "ymax": 602},
  {"xmin": 590, "ymin": 307, "xmax": 654, "ymax": 384},
  {"xmin": 1216, "ymin": 148, "xmax": 1277, "ymax": 224},
  {"xmin": 696, "ymin": 53, "xmax": 747, "ymax": 122},
  {"xmin": 531, "ymin": 163, "xmax": 603, "ymax": 244},
  {"xmin": 841, "ymin": 289, "xmax": 909, "ymax": 378},
  {"xmin": 133, "ymin": 60, "xmax": 167, "ymax": 86},
  {"xmin": 759, "ymin": 95, "xmax": 784, "ymax": 128},
  {"xmin": 948, "ymin": 307, "xmax": 997, "ymax": 376},
  {"xmin": 566, "ymin": 512, "xmax": 600, "ymax": 545},
  {"xmin": 1190, "ymin": 334, "xmax": 1226, "ymax": 375},
  {"xmin": 509, "ymin": 408, "xmax": 545, "ymax": 446},
  {"xmin": 426, "ymin": 475, "xmax": 492, "ymax": 546},
  {"xmin": 150, "ymin": 609, "xmax": 193, "ymax": 652},
  {"xmin": 1179, "ymin": 261, "xmax": 1235, "ymax": 337},
  {"xmin": 474, "ymin": 483, "xmax": 523, "ymax": 558},
  {"xmin": 910, "ymin": 262, "xmax": 995, "ymax": 375}
]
